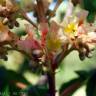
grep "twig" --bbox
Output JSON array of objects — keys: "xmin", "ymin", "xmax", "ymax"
[
  {"xmin": 36, "ymin": 0, "xmax": 47, "ymax": 22},
  {"xmin": 48, "ymin": 0, "xmax": 63, "ymax": 20},
  {"xmin": 47, "ymin": 71, "xmax": 56, "ymax": 96},
  {"xmin": 20, "ymin": 10, "xmax": 38, "ymax": 28},
  {"xmin": 52, "ymin": 43, "xmax": 74, "ymax": 70}
]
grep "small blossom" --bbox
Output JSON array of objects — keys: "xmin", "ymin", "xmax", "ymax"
[
  {"xmin": 64, "ymin": 22, "xmax": 78, "ymax": 35},
  {"xmin": 0, "ymin": 0, "xmax": 19, "ymax": 28}
]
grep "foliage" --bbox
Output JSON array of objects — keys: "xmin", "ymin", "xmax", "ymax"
[{"xmin": 0, "ymin": 0, "xmax": 96, "ymax": 96}]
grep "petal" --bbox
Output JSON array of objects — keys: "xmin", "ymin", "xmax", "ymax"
[{"xmin": 76, "ymin": 9, "xmax": 88, "ymax": 21}]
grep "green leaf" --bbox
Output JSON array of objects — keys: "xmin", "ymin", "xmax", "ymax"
[
  {"xmin": 7, "ymin": 70, "xmax": 30, "ymax": 85},
  {"xmin": 86, "ymin": 70, "xmax": 96, "ymax": 96},
  {"xmin": 59, "ymin": 78, "xmax": 83, "ymax": 96},
  {"xmin": 83, "ymin": 0, "xmax": 96, "ymax": 22},
  {"xmin": 59, "ymin": 70, "xmax": 88, "ymax": 96},
  {"xmin": 92, "ymin": 0, "xmax": 96, "ymax": 9},
  {"xmin": 87, "ymin": 12, "xmax": 95, "ymax": 23},
  {"xmin": 2, "ymin": 85, "xmax": 10, "ymax": 96},
  {"xmin": 0, "ymin": 66, "xmax": 30, "ymax": 96},
  {"xmin": 75, "ymin": 70, "xmax": 89, "ymax": 80},
  {"xmin": 26, "ymin": 84, "xmax": 48, "ymax": 96},
  {"xmin": 83, "ymin": 0, "xmax": 95, "ymax": 12}
]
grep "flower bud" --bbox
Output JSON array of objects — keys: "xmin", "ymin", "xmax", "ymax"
[{"xmin": 32, "ymin": 49, "xmax": 43, "ymax": 58}]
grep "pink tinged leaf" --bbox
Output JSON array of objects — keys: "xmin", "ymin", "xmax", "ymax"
[{"xmin": 16, "ymin": 39, "xmax": 41, "ymax": 53}]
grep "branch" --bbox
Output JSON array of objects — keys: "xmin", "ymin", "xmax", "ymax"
[
  {"xmin": 52, "ymin": 43, "xmax": 74, "ymax": 70},
  {"xmin": 48, "ymin": 0, "xmax": 63, "ymax": 20},
  {"xmin": 47, "ymin": 70, "xmax": 56, "ymax": 96},
  {"xmin": 36, "ymin": 0, "xmax": 47, "ymax": 22},
  {"xmin": 20, "ymin": 10, "xmax": 38, "ymax": 28}
]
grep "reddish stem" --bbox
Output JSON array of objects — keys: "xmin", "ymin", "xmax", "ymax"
[
  {"xmin": 47, "ymin": 71, "xmax": 56, "ymax": 96},
  {"xmin": 36, "ymin": 0, "xmax": 47, "ymax": 22}
]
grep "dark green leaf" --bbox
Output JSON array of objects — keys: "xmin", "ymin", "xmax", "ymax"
[
  {"xmin": 1, "ymin": 85, "xmax": 10, "ymax": 96},
  {"xmin": 86, "ymin": 70, "xmax": 96, "ymax": 96},
  {"xmin": 83, "ymin": 0, "xmax": 96, "ymax": 22},
  {"xmin": 59, "ymin": 70, "xmax": 88, "ymax": 96},
  {"xmin": 75, "ymin": 70, "xmax": 89, "ymax": 80},
  {"xmin": 0, "ymin": 66, "xmax": 30, "ymax": 96},
  {"xmin": 87, "ymin": 12, "xmax": 95, "ymax": 23},
  {"xmin": 26, "ymin": 84, "xmax": 48, "ymax": 96}
]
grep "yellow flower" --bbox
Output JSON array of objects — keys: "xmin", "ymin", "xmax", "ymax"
[
  {"xmin": 64, "ymin": 22, "xmax": 77, "ymax": 35},
  {"xmin": 47, "ymin": 38, "xmax": 61, "ymax": 52}
]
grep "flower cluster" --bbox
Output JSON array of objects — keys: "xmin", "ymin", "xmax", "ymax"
[
  {"xmin": 0, "ymin": 0, "xmax": 96, "ymax": 71},
  {"xmin": 0, "ymin": 0, "xmax": 20, "ymax": 28}
]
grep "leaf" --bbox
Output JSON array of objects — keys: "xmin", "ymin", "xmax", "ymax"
[
  {"xmin": 92, "ymin": 0, "xmax": 96, "ymax": 9},
  {"xmin": 59, "ymin": 70, "xmax": 88, "ymax": 96},
  {"xmin": 75, "ymin": 70, "xmax": 89, "ymax": 80},
  {"xmin": 0, "ymin": 67, "xmax": 30, "ymax": 89},
  {"xmin": 26, "ymin": 84, "xmax": 48, "ymax": 96},
  {"xmin": 16, "ymin": 39, "xmax": 41, "ymax": 54},
  {"xmin": 86, "ymin": 70, "xmax": 96, "ymax": 96},
  {"xmin": 83, "ymin": 0, "xmax": 96, "ymax": 22},
  {"xmin": 2, "ymin": 85, "xmax": 10, "ymax": 96},
  {"xmin": 0, "ymin": 66, "xmax": 31, "ymax": 96},
  {"xmin": 87, "ymin": 12, "xmax": 95, "ymax": 23}
]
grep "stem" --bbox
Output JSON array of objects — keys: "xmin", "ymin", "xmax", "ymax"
[
  {"xmin": 36, "ymin": 0, "xmax": 47, "ymax": 22},
  {"xmin": 20, "ymin": 10, "xmax": 38, "ymax": 28},
  {"xmin": 48, "ymin": 0, "xmax": 63, "ymax": 20},
  {"xmin": 52, "ymin": 43, "xmax": 73, "ymax": 70},
  {"xmin": 47, "ymin": 71, "xmax": 56, "ymax": 96}
]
